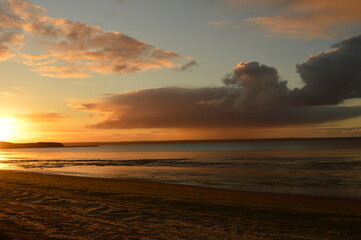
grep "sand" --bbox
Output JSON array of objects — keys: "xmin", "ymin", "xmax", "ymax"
[{"xmin": 0, "ymin": 170, "xmax": 360, "ymax": 240}]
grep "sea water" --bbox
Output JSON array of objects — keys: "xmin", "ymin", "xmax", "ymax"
[{"xmin": 1, "ymin": 139, "xmax": 360, "ymax": 198}]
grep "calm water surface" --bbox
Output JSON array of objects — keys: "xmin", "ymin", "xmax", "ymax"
[{"xmin": 1, "ymin": 139, "xmax": 361, "ymax": 198}]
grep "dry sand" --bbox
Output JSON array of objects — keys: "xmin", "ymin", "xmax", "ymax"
[{"xmin": 0, "ymin": 170, "xmax": 360, "ymax": 240}]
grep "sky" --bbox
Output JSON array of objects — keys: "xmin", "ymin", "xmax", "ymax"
[{"xmin": 0, "ymin": 0, "xmax": 360, "ymax": 142}]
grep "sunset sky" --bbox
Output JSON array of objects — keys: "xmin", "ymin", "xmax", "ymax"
[{"xmin": 1, "ymin": 0, "xmax": 361, "ymax": 142}]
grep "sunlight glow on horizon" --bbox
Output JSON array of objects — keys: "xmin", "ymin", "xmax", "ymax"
[{"xmin": 0, "ymin": 117, "xmax": 22, "ymax": 142}]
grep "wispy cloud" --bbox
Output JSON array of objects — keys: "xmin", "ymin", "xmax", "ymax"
[
  {"xmin": 0, "ymin": 91, "xmax": 16, "ymax": 96},
  {"xmin": 73, "ymin": 34, "xmax": 361, "ymax": 129},
  {"xmin": 18, "ymin": 112, "xmax": 65, "ymax": 122},
  {"xmin": 208, "ymin": 20, "xmax": 241, "ymax": 29},
  {"xmin": 221, "ymin": 0, "xmax": 361, "ymax": 40},
  {"xmin": 177, "ymin": 60, "xmax": 198, "ymax": 72},
  {"xmin": 0, "ymin": 0, "xmax": 187, "ymax": 78}
]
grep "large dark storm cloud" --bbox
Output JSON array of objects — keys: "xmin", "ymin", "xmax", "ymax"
[
  {"xmin": 73, "ymin": 34, "xmax": 361, "ymax": 129},
  {"xmin": 293, "ymin": 36, "xmax": 361, "ymax": 105}
]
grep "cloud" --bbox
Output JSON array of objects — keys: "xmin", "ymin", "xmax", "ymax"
[
  {"xmin": 292, "ymin": 34, "xmax": 361, "ymax": 105},
  {"xmin": 72, "ymin": 87, "xmax": 361, "ymax": 129},
  {"xmin": 19, "ymin": 112, "xmax": 65, "ymax": 122},
  {"xmin": 0, "ymin": 0, "xmax": 185, "ymax": 78},
  {"xmin": 208, "ymin": 20, "xmax": 241, "ymax": 29},
  {"xmin": 73, "ymin": 34, "xmax": 361, "ymax": 129},
  {"xmin": 220, "ymin": 61, "xmax": 289, "ymax": 110},
  {"xmin": 0, "ymin": 0, "xmax": 25, "ymax": 60},
  {"xmin": 0, "ymin": 91, "xmax": 16, "ymax": 96},
  {"xmin": 177, "ymin": 60, "xmax": 198, "ymax": 72},
  {"xmin": 222, "ymin": 0, "xmax": 361, "ymax": 39}
]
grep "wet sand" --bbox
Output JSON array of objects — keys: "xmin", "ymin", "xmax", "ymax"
[{"xmin": 0, "ymin": 170, "xmax": 360, "ymax": 239}]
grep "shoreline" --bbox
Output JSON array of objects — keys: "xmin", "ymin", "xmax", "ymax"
[
  {"xmin": 5, "ymin": 168, "xmax": 361, "ymax": 202},
  {"xmin": 1, "ymin": 170, "xmax": 360, "ymax": 239}
]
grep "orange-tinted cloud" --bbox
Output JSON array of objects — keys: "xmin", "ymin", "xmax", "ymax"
[
  {"xmin": 73, "ymin": 34, "xmax": 361, "ymax": 129},
  {"xmin": 223, "ymin": 0, "xmax": 361, "ymax": 39},
  {"xmin": 0, "ymin": 0, "xmax": 25, "ymax": 60},
  {"xmin": 19, "ymin": 112, "xmax": 65, "ymax": 122},
  {"xmin": 0, "ymin": 0, "xmax": 186, "ymax": 78}
]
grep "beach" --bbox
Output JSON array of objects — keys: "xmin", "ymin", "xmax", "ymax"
[{"xmin": 0, "ymin": 170, "xmax": 360, "ymax": 239}]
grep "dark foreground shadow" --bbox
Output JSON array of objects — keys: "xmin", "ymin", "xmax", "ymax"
[{"xmin": 0, "ymin": 232, "xmax": 11, "ymax": 240}]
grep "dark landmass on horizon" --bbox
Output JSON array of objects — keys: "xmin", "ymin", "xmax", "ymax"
[
  {"xmin": 64, "ymin": 136, "xmax": 361, "ymax": 147},
  {"xmin": 0, "ymin": 142, "xmax": 64, "ymax": 149},
  {"xmin": 3, "ymin": 137, "xmax": 360, "ymax": 149}
]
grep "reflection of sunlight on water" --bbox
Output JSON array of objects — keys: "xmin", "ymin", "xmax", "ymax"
[
  {"xmin": 0, "ymin": 154, "xmax": 7, "ymax": 169},
  {"xmin": 0, "ymin": 153, "xmax": 11, "ymax": 169},
  {"xmin": 0, "ymin": 152, "xmax": 21, "ymax": 170},
  {"xmin": 0, "ymin": 153, "xmax": 12, "ymax": 161},
  {"xmin": 0, "ymin": 163, "xmax": 19, "ymax": 170},
  {"xmin": 0, "ymin": 151, "xmax": 26, "ymax": 170}
]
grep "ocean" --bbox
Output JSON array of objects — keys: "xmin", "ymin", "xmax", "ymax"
[{"xmin": 1, "ymin": 138, "xmax": 361, "ymax": 198}]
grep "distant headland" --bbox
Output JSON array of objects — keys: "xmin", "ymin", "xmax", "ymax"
[{"xmin": 0, "ymin": 142, "xmax": 64, "ymax": 149}]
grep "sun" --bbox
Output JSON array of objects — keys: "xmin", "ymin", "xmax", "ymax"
[{"xmin": 0, "ymin": 117, "xmax": 18, "ymax": 141}]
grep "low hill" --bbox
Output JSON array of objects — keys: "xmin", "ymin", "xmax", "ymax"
[{"xmin": 0, "ymin": 142, "xmax": 64, "ymax": 149}]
